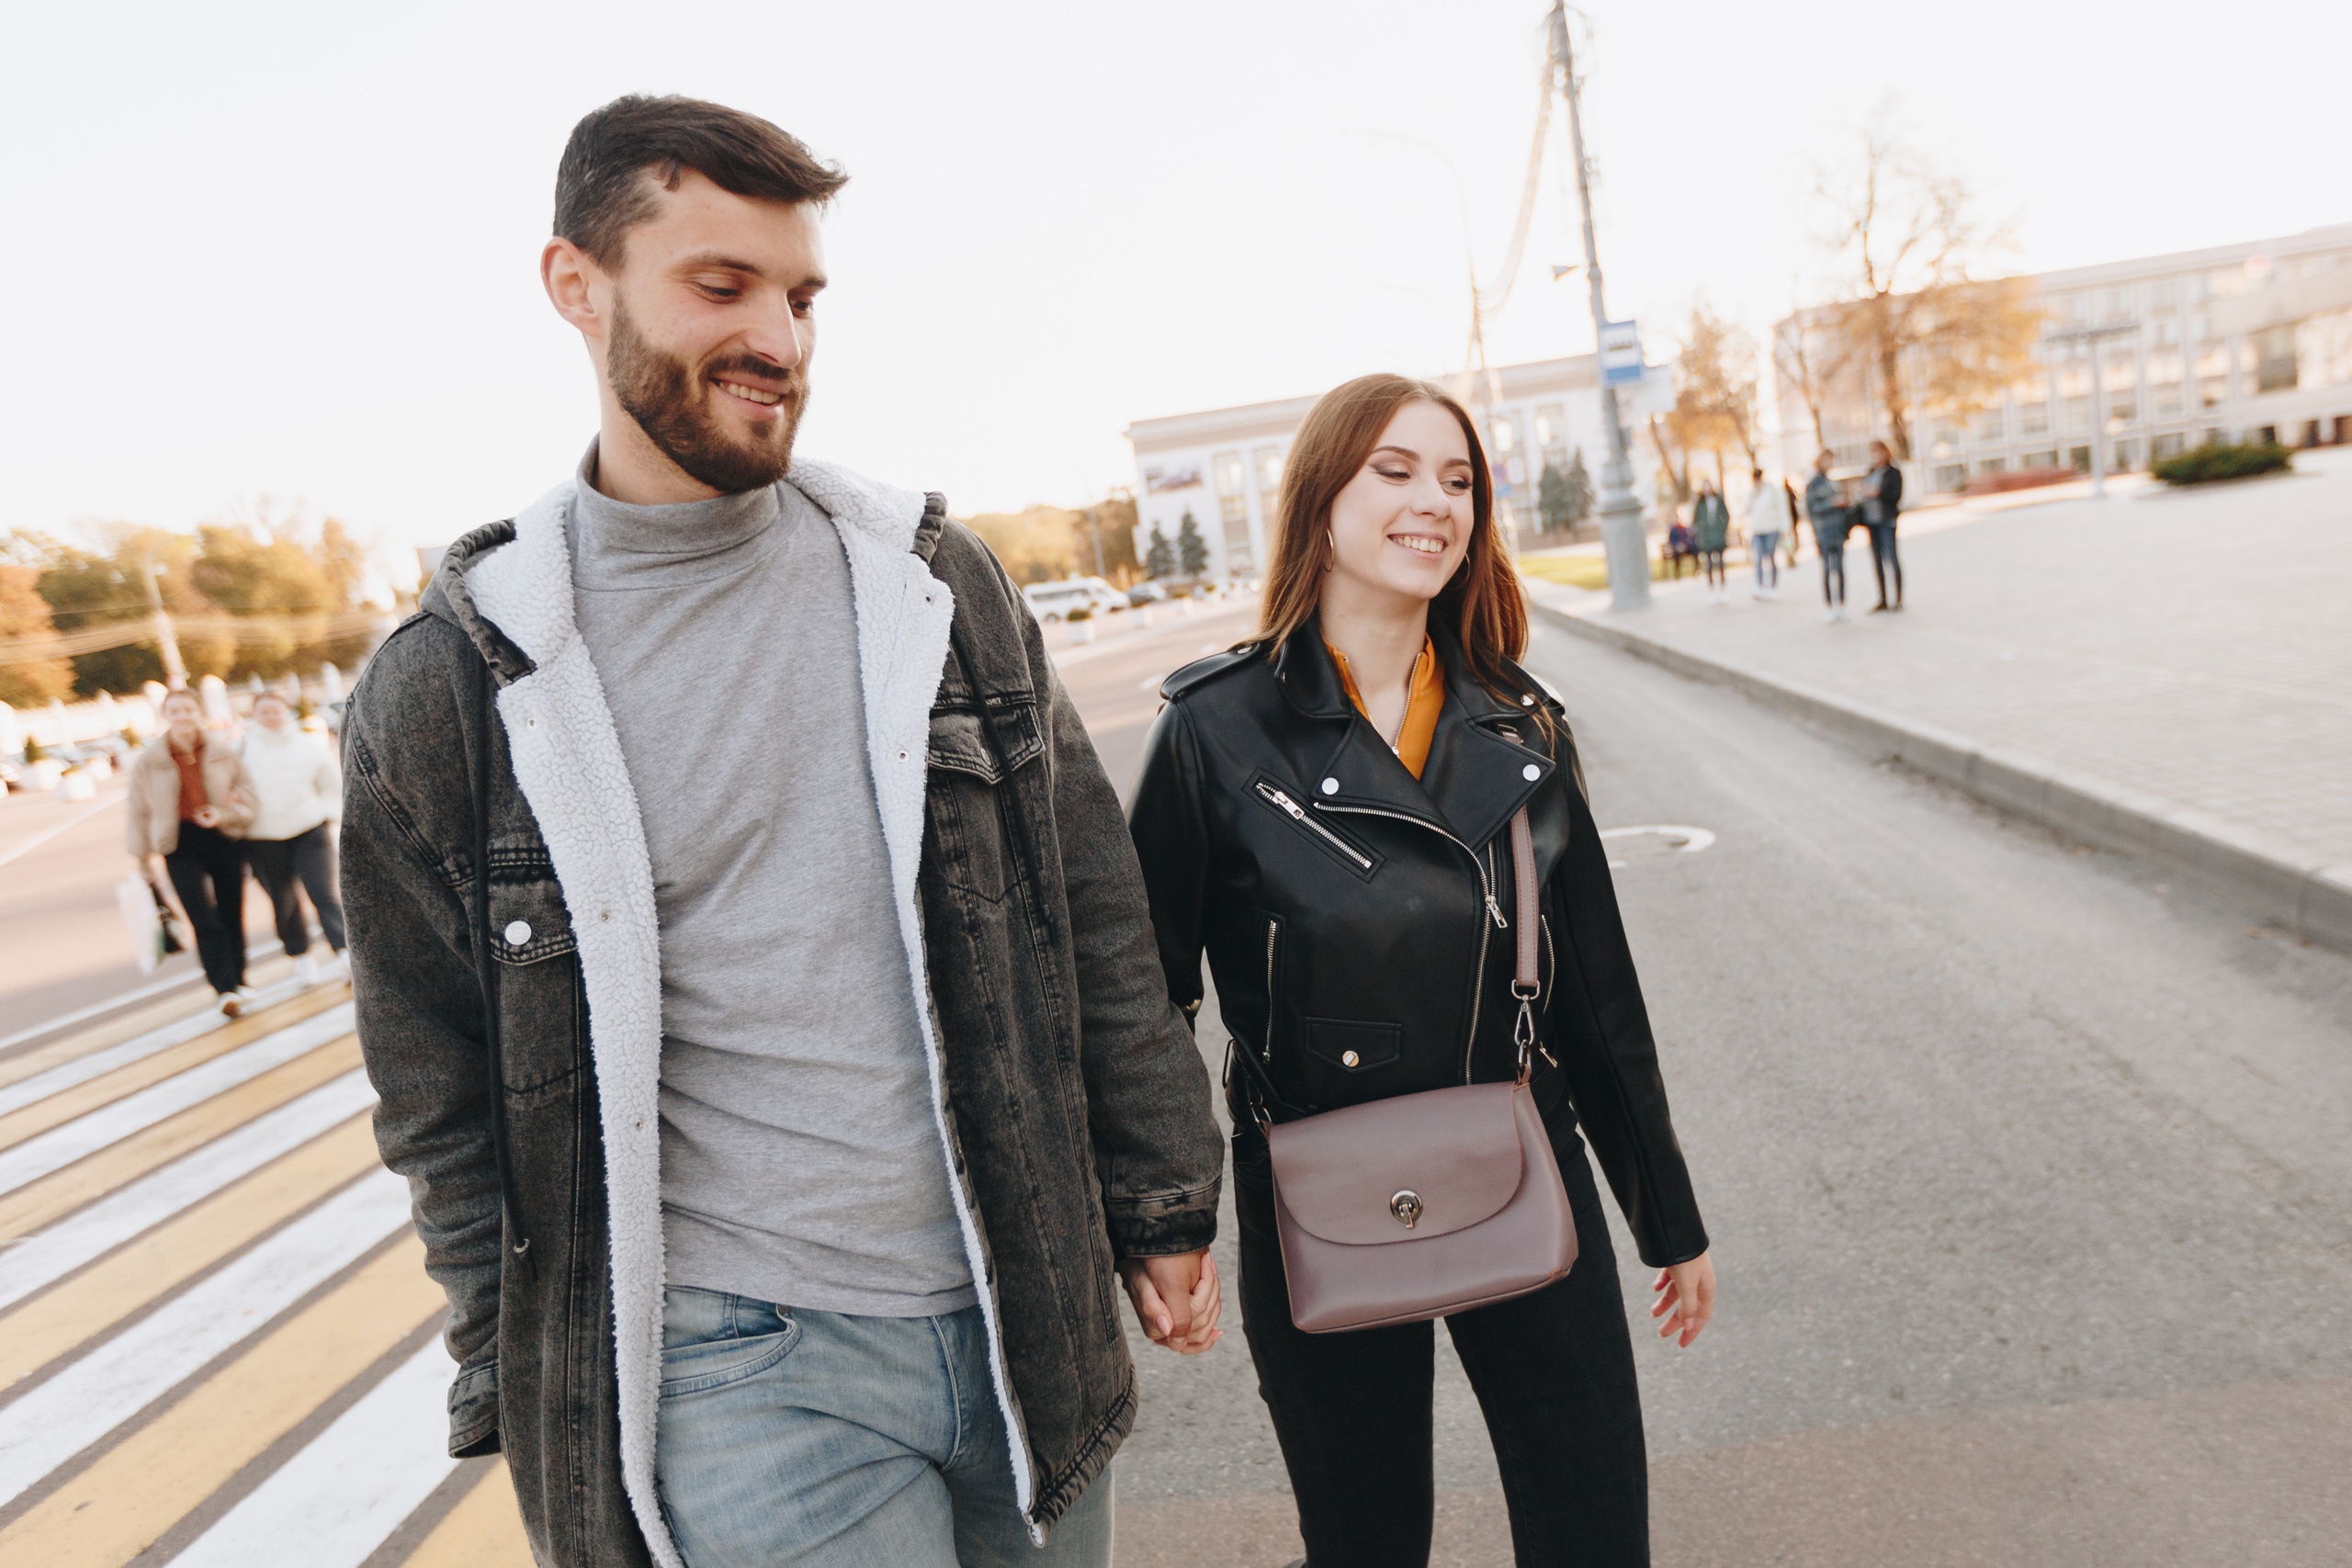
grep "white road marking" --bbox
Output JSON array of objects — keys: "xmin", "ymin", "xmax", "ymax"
[
  {"xmin": 0, "ymin": 1004, "xmax": 355, "ymax": 1196},
  {"xmin": 1139, "ymin": 673, "xmax": 1168, "ymax": 691},
  {"xmin": 1600, "ymin": 824, "xmax": 1718, "ymax": 869},
  {"xmin": 0, "ymin": 791, "xmax": 126, "ymax": 871},
  {"xmin": 0, "ymin": 1071, "xmax": 378, "ymax": 1313},
  {"xmin": 0, "ymin": 1168, "xmax": 410, "ymax": 1506},
  {"xmin": 0, "ymin": 980, "xmax": 311, "ymax": 1119},
  {"xmin": 0, "ymin": 960, "xmax": 303, "ymax": 1057},
  {"xmin": 170, "ymin": 1339, "xmax": 456, "ymax": 1568}
]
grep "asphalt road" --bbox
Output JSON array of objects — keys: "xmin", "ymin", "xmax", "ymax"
[{"xmin": 1067, "ymin": 606, "xmax": 2352, "ymax": 1566}]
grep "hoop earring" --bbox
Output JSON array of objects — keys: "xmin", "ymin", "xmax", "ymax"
[{"xmin": 1324, "ymin": 529, "xmax": 1337, "ymax": 573}]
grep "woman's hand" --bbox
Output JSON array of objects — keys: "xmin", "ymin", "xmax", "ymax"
[
  {"xmin": 192, "ymin": 805, "xmax": 220, "ymax": 829},
  {"xmin": 1118, "ymin": 1250, "xmax": 1222, "ymax": 1355},
  {"xmin": 1651, "ymin": 1251, "xmax": 1715, "ymax": 1347}
]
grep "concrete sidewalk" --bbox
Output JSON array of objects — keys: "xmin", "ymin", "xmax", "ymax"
[{"xmin": 1524, "ymin": 447, "xmax": 2352, "ymax": 947}]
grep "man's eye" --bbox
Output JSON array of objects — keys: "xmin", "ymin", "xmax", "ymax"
[
  {"xmin": 792, "ymin": 299, "xmax": 815, "ymax": 317},
  {"xmin": 698, "ymin": 285, "xmax": 741, "ymax": 301}
]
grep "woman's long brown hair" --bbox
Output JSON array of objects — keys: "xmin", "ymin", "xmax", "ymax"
[{"xmin": 1254, "ymin": 373, "xmax": 1530, "ymax": 702}]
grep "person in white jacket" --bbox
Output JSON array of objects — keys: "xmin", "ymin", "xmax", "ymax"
[
  {"xmin": 1744, "ymin": 467, "xmax": 1790, "ymax": 600},
  {"xmin": 240, "ymin": 689, "xmax": 345, "ymax": 984}
]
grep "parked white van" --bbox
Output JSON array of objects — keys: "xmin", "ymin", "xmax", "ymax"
[{"xmin": 1021, "ymin": 578, "xmax": 1132, "ymax": 623}]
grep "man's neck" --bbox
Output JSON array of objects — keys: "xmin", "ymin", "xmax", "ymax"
[{"xmin": 590, "ymin": 390, "xmax": 726, "ymax": 506}]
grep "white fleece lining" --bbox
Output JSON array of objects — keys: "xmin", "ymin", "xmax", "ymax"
[{"xmin": 463, "ymin": 465, "xmax": 1036, "ymax": 1563}]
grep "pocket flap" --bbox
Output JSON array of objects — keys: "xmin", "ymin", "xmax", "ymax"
[
  {"xmin": 1267, "ymin": 1082, "xmax": 1524, "ymax": 1246},
  {"xmin": 1303, "ymin": 1018, "xmax": 1400, "ymax": 1073}
]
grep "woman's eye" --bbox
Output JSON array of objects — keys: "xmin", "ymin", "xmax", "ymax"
[{"xmin": 1374, "ymin": 467, "xmax": 1408, "ymax": 481}]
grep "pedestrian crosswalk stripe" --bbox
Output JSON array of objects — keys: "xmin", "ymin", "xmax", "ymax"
[
  {"xmin": 0, "ymin": 1169, "xmax": 411, "ymax": 1506},
  {"xmin": 0, "ymin": 983, "xmax": 535, "ymax": 1563},
  {"xmin": 0, "ymin": 1071, "xmax": 376, "ymax": 1312},
  {"xmin": 0, "ymin": 1117, "xmax": 381, "ymax": 1392},
  {"xmin": 0, "ymin": 1005, "xmax": 356, "ymax": 1194},
  {"xmin": 0, "ymin": 982, "xmax": 348, "ymax": 1122},
  {"xmin": 170, "ymin": 1338, "xmax": 459, "ymax": 1568},
  {"xmin": 0, "ymin": 1236, "xmax": 438, "ymax": 1564},
  {"xmin": 0, "ymin": 1035, "xmax": 363, "ymax": 1238}
]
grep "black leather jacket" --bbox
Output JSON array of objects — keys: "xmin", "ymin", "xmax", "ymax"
[{"xmin": 1128, "ymin": 616, "xmax": 1708, "ymax": 1269}]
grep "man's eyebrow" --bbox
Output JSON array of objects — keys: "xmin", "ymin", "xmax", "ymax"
[{"xmin": 673, "ymin": 251, "xmax": 827, "ymax": 288}]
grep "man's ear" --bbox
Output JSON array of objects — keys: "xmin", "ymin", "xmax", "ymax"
[{"xmin": 542, "ymin": 237, "xmax": 605, "ymax": 341}]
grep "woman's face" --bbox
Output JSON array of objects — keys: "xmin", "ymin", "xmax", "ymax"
[
  {"xmin": 1324, "ymin": 400, "xmax": 1476, "ymax": 611},
  {"xmin": 162, "ymin": 694, "xmax": 202, "ymax": 734},
  {"xmin": 253, "ymin": 696, "xmax": 290, "ymax": 731}
]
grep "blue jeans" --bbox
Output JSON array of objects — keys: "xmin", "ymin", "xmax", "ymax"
[
  {"xmin": 654, "ymin": 1287, "xmax": 1114, "ymax": 1567},
  {"xmin": 1751, "ymin": 532, "xmax": 1781, "ymax": 587}
]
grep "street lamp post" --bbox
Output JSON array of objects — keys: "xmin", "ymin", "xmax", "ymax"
[
  {"xmin": 2042, "ymin": 320, "xmax": 2139, "ymax": 500},
  {"xmin": 1551, "ymin": 3, "xmax": 1648, "ymax": 609},
  {"xmin": 142, "ymin": 559, "xmax": 187, "ymax": 688}
]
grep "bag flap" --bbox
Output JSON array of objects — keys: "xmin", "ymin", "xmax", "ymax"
[{"xmin": 1267, "ymin": 1082, "xmax": 1524, "ymax": 1246}]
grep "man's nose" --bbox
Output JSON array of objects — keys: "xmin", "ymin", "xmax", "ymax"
[{"xmin": 737, "ymin": 300, "xmax": 808, "ymax": 373}]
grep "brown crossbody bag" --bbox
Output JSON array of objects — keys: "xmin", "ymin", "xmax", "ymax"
[{"xmin": 1233, "ymin": 807, "xmax": 1577, "ymax": 1334}]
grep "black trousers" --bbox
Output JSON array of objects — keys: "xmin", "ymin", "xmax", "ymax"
[
  {"xmin": 164, "ymin": 822, "xmax": 247, "ymax": 994},
  {"xmin": 1235, "ymin": 1108, "xmax": 1648, "ymax": 1568},
  {"xmin": 1866, "ymin": 523, "xmax": 1903, "ymax": 606},
  {"xmin": 243, "ymin": 823, "xmax": 345, "ymax": 956}
]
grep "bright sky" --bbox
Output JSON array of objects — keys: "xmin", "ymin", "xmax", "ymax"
[{"xmin": 5, "ymin": 0, "xmax": 2346, "ymax": 574}]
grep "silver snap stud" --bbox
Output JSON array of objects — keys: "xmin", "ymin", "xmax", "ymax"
[
  {"xmin": 1521, "ymin": 694, "xmax": 1534, "ymax": 706},
  {"xmin": 1522, "ymin": 763, "xmax": 1541, "ymax": 781},
  {"xmin": 525, "ymin": 716, "xmax": 537, "ymax": 728},
  {"xmin": 1341, "ymin": 1050, "xmax": 1360, "ymax": 1067},
  {"xmin": 503, "ymin": 920, "xmax": 532, "ymax": 946},
  {"xmin": 897, "ymin": 750, "xmax": 910, "ymax": 762},
  {"xmin": 1320, "ymin": 777, "xmax": 1339, "ymax": 795}
]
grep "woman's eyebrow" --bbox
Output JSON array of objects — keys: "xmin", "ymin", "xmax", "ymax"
[{"xmin": 1371, "ymin": 445, "xmax": 1419, "ymax": 461}]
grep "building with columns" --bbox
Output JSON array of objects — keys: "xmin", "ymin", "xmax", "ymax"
[
  {"xmin": 1123, "ymin": 352, "xmax": 1665, "ymax": 580},
  {"xmin": 1772, "ymin": 221, "xmax": 2352, "ymax": 494}
]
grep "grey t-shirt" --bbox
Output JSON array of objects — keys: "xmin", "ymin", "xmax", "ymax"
[{"xmin": 566, "ymin": 448, "xmax": 974, "ymax": 1317}]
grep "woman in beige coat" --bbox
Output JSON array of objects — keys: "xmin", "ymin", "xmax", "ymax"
[{"xmin": 127, "ymin": 689, "xmax": 261, "ymax": 1014}]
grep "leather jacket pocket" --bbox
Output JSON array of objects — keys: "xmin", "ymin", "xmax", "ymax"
[
  {"xmin": 1249, "ymin": 773, "xmax": 1380, "ymax": 880},
  {"xmin": 1303, "ymin": 1018, "xmax": 1402, "ymax": 1076}
]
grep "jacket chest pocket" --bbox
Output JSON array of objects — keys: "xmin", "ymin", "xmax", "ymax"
[
  {"xmin": 923, "ymin": 705, "xmax": 1041, "ymax": 905},
  {"xmin": 485, "ymin": 868, "xmax": 584, "ymax": 1099}
]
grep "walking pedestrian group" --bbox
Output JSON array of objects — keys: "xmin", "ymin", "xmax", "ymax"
[
  {"xmin": 126, "ymin": 686, "xmax": 349, "ymax": 1015},
  {"xmin": 328, "ymin": 95, "xmax": 1714, "ymax": 1568},
  {"xmin": 1681, "ymin": 447, "xmax": 1905, "ymax": 626}
]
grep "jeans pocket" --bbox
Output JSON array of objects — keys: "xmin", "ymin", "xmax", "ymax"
[{"xmin": 659, "ymin": 1320, "xmax": 801, "ymax": 1398}]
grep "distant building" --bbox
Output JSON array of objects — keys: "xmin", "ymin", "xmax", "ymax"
[
  {"xmin": 1122, "ymin": 352, "xmax": 1666, "ymax": 580},
  {"xmin": 1772, "ymin": 221, "xmax": 2352, "ymax": 494}
]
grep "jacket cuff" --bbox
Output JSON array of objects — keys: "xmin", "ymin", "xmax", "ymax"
[
  {"xmin": 447, "ymin": 1355, "xmax": 501, "ymax": 1459},
  {"xmin": 1107, "ymin": 1184, "xmax": 1221, "ymax": 1258}
]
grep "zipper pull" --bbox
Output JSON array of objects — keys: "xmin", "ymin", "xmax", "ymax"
[{"xmin": 1487, "ymin": 895, "xmax": 1508, "ymax": 929}]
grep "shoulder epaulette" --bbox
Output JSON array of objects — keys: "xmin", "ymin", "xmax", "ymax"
[{"xmin": 1159, "ymin": 646, "xmax": 1261, "ymax": 702}]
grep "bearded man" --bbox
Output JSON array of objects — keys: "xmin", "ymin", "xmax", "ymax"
[{"xmin": 341, "ymin": 96, "xmax": 1223, "ymax": 1568}]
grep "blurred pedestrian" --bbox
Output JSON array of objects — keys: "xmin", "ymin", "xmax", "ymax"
[
  {"xmin": 1664, "ymin": 513, "xmax": 1696, "ymax": 578},
  {"xmin": 1781, "ymin": 478, "xmax": 1804, "ymax": 570},
  {"xmin": 1744, "ymin": 467, "xmax": 1788, "ymax": 599},
  {"xmin": 1805, "ymin": 448, "xmax": 1851, "ymax": 623},
  {"xmin": 126, "ymin": 687, "xmax": 259, "ymax": 1015},
  {"xmin": 1691, "ymin": 479, "xmax": 1731, "ymax": 603},
  {"xmin": 1129, "ymin": 373, "xmax": 1714, "ymax": 1568},
  {"xmin": 1861, "ymin": 438, "xmax": 1905, "ymax": 612},
  {"xmin": 240, "ymin": 689, "xmax": 346, "ymax": 987}
]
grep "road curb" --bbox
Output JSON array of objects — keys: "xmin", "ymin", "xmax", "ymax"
[{"xmin": 1529, "ymin": 600, "xmax": 2352, "ymax": 953}]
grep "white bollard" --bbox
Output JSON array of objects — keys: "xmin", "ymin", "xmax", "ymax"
[{"xmin": 1076, "ymin": 621, "xmax": 1097, "ymax": 644}]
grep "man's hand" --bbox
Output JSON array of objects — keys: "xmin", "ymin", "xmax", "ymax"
[
  {"xmin": 1118, "ymin": 1249, "xmax": 1221, "ymax": 1355},
  {"xmin": 191, "ymin": 805, "xmax": 220, "ymax": 829},
  {"xmin": 1651, "ymin": 1250, "xmax": 1716, "ymax": 1348}
]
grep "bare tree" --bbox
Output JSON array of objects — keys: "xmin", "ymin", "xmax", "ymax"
[
  {"xmin": 1771, "ymin": 301, "xmax": 1858, "ymax": 453},
  {"xmin": 1811, "ymin": 101, "xmax": 2042, "ymax": 460}
]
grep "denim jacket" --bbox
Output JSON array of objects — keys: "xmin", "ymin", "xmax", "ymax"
[{"xmin": 341, "ymin": 465, "xmax": 1221, "ymax": 1565}]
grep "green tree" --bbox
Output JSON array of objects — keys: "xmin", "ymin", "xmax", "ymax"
[
  {"xmin": 1144, "ymin": 525, "xmax": 1176, "ymax": 579},
  {"xmin": 1176, "ymin": 510, "xmax": 1210, "ymax": 577},
  {"xmin": 1563, "ymin": 447, "xmax": 1594, "ymax": 528}
]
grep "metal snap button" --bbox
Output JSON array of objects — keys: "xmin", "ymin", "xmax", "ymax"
[
  {"xmin": 1522, "ymin": 763, "xmax": 1541, "ymax": 781},
  {"xmin": 897, "ymin": 750, "xmax": 910, "ymax": 762},
  {"xmin": 1320, "ymin": 777, "xmax": 1339, "ymax": 795},
  {"xmin": 1341, "ymin": 1050, "xmax": 1360, "ymax": 1067},
  {"xmin": 1521, "ymin": 694, "xmax": 1534, "ymax": 705},
  {"xmin": 503, "ymin": 920, "xmax": 532, "ymax": 946}
]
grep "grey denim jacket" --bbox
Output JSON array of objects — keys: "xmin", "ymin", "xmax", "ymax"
[{"xmin": 341, "ymin": 465, "xmax": 1220, "ymax": 1566}]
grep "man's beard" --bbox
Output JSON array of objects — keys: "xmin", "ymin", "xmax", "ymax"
[{"xmin": 607, "ymin": 298, "xmax": 807, "ymax": 495}]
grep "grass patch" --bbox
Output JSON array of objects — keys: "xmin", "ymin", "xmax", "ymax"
[{"xmin": 1516, "ymin": 554, "xmax": 1673, "ymax": 592}]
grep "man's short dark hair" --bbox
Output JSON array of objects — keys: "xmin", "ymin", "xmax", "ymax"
[{"xmin": 555, "ymin": 95, "xmax": 848, "ymax": 268}]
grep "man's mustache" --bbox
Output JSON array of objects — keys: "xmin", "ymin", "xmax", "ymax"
[{"xmin": 705, "ymin": 355, "xmax": 806, "ymax": 397}]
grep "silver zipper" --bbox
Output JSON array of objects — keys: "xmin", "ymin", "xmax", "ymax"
[
  {"xmin": 1254, "ymin": 782, "xmax": 1374, "ymax": 870},
  {"xmin": 1537, "ymin": 915, "xmax": 1560, "ymax": 1068},
  {"xmin": 1317, "ymin": 801, "xmax": 1503, "ymax": 1082},
  {"xmin": 1262, "ymin": 919, "xmax": 1279, "ymax": 1062}
]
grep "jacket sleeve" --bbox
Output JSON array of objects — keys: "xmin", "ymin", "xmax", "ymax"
[
  {"xmin": 215, "ymin": 752, "xmax": 261, "ymax": 836},
  {"xmin": 316, "ymin": 736, "xmax": 345, "ymax": 826},
  {"xmin": 1125, "ymin": 698, "xmax": 1212, "ymax": 1021},
  {"xmin": 125, "ymin": 753, "xmax": 154, "ymax": 855},
  {"xmin": 1544, "ymin": 735, "xmax": 1710, "ymax": 1269},
  {"xmin": 338, "ymin": 628, "xmax": 505, "ymax": 1445},
  {"xmin": 1021, "ymin": 606, "xmax": 1222, "ymax": 1259}
]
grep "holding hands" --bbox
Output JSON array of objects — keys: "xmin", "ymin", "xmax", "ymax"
[{"xmin": 1118, "ymin": 1249, "xmax": 1222, "ymax": 1355}]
